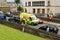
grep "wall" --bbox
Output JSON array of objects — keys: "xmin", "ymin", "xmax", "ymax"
[
  {"xmin": 21, "ymin": 0, "xmax": 48, "ymax": 7},
  {"xmin": 50, "ymin": 0, "xmax": 60, "ymax": 15},
  {"xmin": 50, "ymin": 0, "xmax": 60, "ymax": 6},
  {"xmin": 24, "ymin": 7, "xmax": 49, "ymax": 14},
  {"xmin": 21, "ymin": 0, "xmax": 60, "ymax": 15},
  {"xmin": 0, "ymin": 7, "xmax": 10, "ymax": 12}
]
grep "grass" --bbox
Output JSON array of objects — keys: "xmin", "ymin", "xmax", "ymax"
[{"xmin": 0, "ymin": 24, "xmax": 47, "ymax": 40}]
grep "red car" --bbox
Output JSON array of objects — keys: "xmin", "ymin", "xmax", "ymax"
[{"xmin": 38, "ymin": 19, "xmax": 43, "ymax": 24}]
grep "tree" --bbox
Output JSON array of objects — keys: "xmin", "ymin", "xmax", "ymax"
[
  {"xmin": 17, "ymin": 6, "xmax": 22, "ymax": 11},
  {"xmin": 15, "ymin": 0, "xmax": 20, "ymax": 6}
]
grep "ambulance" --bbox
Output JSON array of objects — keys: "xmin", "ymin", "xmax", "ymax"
[{"xmin": 20, "ymin": 12, "xmax": 43, "ymax": 25}]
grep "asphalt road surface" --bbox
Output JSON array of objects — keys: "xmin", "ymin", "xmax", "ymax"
[
  {"xmin": 44, "ymin": 21, "xmax": 60, "ymax": 35},
  {"xmin": 28, "ymin": 23, "xmax": 47, "ymax": 29},
  {"xmin": 28, "ymin": 21, "xmax": 60, "ymax": 35}
]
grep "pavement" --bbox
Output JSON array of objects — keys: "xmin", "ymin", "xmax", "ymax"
[{"xmin": 43, "ymin": 21, "xmax": 60, "ymax": 26}]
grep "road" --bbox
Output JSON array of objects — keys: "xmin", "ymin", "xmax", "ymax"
[
  {"xmin": 28, "ymin": 21, "xmax": 60, "ymax": 35},
  {"xmin": 43, "ymin": 21, "xmax": 60, "ymax": 26},
  {"xmin": 28, "ymin": 23, "xmax": 48, "ymax": 29},
  {"xmin": 44, "ymin": 21, "xmax": 60, "ymax": 35}
]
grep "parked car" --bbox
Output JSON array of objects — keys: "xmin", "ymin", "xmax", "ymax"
[
  {"xmin": 0, "ymin": 11, "xmax": 5, "ymax": 20},
  {"xmin": 4, "ymin": 12, "xmax": 13, "ymax": 21},
  {"xmin": 8, "ymin": 16, "xmax": 20, "ymax": 24},
  {"xmin": 4, "ymin": 12, "xmax": 13, "ymax": 17},
  {"xmin": 39, "ymin": 25, "xmax": 59, "ymax": 34},
  {"xmin": 37, "ymin": 18, "xmax": 43, "ymax": 24},
  {"xmin": 12, "ymin": 16, "xmax": 20, "ymax": 24}
]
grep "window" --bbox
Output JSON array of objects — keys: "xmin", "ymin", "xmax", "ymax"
[
  {"xmin": 25, "ymin": 2, "xmax": 27, "ymax": 6},
  {"xmin": 28, "ymin": 2, "xmax": 31, "ymax": 6},
  {"xmin": 48, "ymin": 1, "xmax": 50, "ymax": 6},
  {"xmin": 47, "ymin": 9, "xmax": 50, "ymax": 13},
  {"xmin": 37, "ymin": 9, "xmax": 40, "ymax": 13},
  {"xmin": 33, "ymin": 9, "xmax": 35, "ymax": 13},
  {"xmin": 42, "ymin": 9, "xmax": 45, "ymax": 13},
  {"xmin": 25, "ymin": 8, "xmax": 27, "ymax": 12},
  {"xmin": 32, "ymin": 1, "xmax": 45, "ymax": 6}
]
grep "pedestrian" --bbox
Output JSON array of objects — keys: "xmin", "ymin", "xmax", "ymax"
[
  {"xmin": 47, "ymin": 27, "xmax": 49, "ymax": 32},
  {"xmin": 21, "ymin": 22, "xmax": 25, "ymax": 32},
  {"xmin": 6, "ymin": 17, "xmax": 9, "ymax": 21}
]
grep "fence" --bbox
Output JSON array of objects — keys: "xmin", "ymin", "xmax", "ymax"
[{"xmin": 0, "ymin": 20, "xmax": 60, "ymax": 40}]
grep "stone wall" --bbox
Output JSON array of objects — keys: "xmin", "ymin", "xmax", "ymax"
[{"xmin": 0, "ymin": 7, "xmax": 10, "ymax": 12}]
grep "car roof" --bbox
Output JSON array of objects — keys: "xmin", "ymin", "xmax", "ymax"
[{"xmin": 42, "ymin": 24, "xmax": 58, "ymax": 28}]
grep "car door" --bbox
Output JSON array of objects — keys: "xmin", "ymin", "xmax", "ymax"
[{"xmin": 39, "ymin": 26, "xmax": 47, "ymax": 31}]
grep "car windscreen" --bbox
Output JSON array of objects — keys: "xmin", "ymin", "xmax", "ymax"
[{"xmin": 31, "ymin": 17, "xmax": 38, "ymax": 20}]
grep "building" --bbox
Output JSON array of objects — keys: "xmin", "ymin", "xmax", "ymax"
[
  {"xmin": 21, "ymin": 0, "xmax": 60, "ymax": 16},
  {"xmin": 0, "ymin": 0, "xmax": 6, "ymax": 2},
  {"xmin": 0, "ymin": 0, "xmax": 17, "ymax": 12},
  {"xmin": 50, "ymin": 0, "xmax": 60, "ymax": 15},
  {"xmin": 0, "ymin": 0, "xmax": 21, "ymax": 12},
  {"xmin": 0, "ymin": 0, "xmax": 16, "ymax": 8}
]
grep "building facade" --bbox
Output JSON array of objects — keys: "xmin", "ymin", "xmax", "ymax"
[
  {"xmin": 0, "ymin": 0, "xmax": 16, "ymax": 7},
  {"xmin": 0, "ymin": 0, "xmax": 17, "ymax": 12},
  {"xmin": 21, "ymin": 0, "xmax": 60, "ymax": 16}
]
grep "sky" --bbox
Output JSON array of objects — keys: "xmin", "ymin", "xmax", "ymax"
[{"xmin": 6, "ymin": 0, "xmax": 15, "ymax": 2}]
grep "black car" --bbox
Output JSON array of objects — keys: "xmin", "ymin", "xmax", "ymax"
[
  {"xmin": 11, "ymin": 16, "xmax": 20, "ymax": 24},
  {"xmin": 39, "ymin": 25, "xmax": 59, "ymax": 34},
  {"xmin": 4, "ymin": 12, "xmax": 13, "ymax": 21},
  {"xmin": 4, "ymin": 13, "xmax": 13, "ymax": 17}
]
